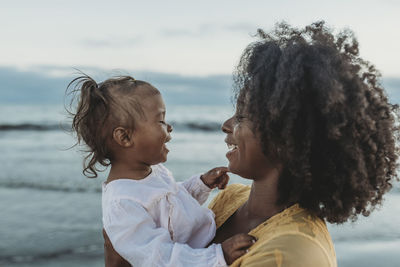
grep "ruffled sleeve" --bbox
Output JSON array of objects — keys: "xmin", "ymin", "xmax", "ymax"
[
  {"xmin": 103, "ymin": 198, "xmax": 226, "ymax": 267},
  {"xmin": 180, "ymin": 174, "xmax": 212, "ymax": 205}
]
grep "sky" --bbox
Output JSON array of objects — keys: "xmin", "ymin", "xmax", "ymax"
[{"xmin": 1, "ymin": 0, "xmax": 400, "ymax": 77}]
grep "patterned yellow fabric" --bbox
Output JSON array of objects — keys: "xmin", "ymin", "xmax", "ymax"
[{"xmin": 208, "ymin": 184, "xmax": 337, "ymax": 267}]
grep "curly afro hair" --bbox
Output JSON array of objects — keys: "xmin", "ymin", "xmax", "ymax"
[{"xmin": 234, "ymin": 21, "xmax": 399, "ymax": 224}]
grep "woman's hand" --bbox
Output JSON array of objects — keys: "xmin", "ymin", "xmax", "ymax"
[
  {"xmin": 103, "ymin": 229, "xmax": 131, "ymax": 267},
  {"xmin": 221, "ymin": 233, "xmax": 256, "ymax": 265},
  {"xmin": 200, "ymin": 167, "xmax": 229, "ymax": 189}
]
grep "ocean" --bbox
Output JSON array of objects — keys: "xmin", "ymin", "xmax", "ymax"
[{"xmin": 1, "ymin": 104, "xmax": 399, "ymax": 267}]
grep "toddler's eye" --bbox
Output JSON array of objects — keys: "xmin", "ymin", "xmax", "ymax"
[{"xmin": 159, "ymin": 121, "xmax": 166, "ymax": 125}]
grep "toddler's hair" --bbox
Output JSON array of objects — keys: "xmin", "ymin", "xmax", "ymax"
[{"xmin": 66, "ymin": 74, "xmax": 160, "ymax": 178}]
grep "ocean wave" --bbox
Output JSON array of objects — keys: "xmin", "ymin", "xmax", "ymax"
[
  {"xmin": 0, "ymin": 121, "xmax": 222, "ymax": 132},
  {"xmin": 1, "ymin": 179, "xmax": 399, "ymax": 195},
  {"xmin": 0, "ymin": 123, "xmax": 64, "ymax": 131},
  {"xmin": 175, "ymin": 121, "xmax": 221, "ymax": 131},
  {"xmin": 0, "ymin": 244, "xmax": 102, "ymax": 265},
  {"xmin": 0, "ymin": 181, "xmax": 101, "ymax": 193}
]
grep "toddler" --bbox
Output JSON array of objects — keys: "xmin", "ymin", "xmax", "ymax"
[{"xmin": 67, "ymin": 75, "xmax": 255, "ymax": 266}]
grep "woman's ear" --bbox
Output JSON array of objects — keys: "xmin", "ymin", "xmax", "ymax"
[{"xmin": 112, "ymin": 127, "xmax": 134, "ymax": 147}]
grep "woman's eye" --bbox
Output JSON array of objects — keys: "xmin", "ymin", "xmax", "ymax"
[
  {"xmin": 235, "ymin": 115, "xmax": 245, "ymax": 122},
  {"xmin": 159, "ymin": 121, "xmax": 166, "ymax": 125}
]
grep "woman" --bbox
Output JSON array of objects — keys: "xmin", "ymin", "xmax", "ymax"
[{"xmin": 104, "ymin": 21, "xmax": 398, "ymax": 266}]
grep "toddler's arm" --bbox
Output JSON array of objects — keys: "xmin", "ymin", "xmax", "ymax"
[
  {"xmin": 181, "ymin": 167, "xmax": 229, "ymax": 204},
  {"xmin": 104, "ymin": 198, "xmax": 227, "ymax": 267},
  {"xmin": 180, "ymin": 173, "xmax": 213, "ymax": 204}
]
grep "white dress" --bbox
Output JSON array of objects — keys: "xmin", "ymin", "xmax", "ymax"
[{"xmin": 102, "ymin": 164, "xmax": 227, "ymax": 267}]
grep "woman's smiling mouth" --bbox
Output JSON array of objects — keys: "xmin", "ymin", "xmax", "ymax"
[
  {"xmin": 227, "ymin": 144, "xmax": 238, "ymax": 151},
  {"xmin": 225, "ymin": 140, "xmax": 238, "ymax": 160}
]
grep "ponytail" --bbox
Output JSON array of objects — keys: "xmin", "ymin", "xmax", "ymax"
[{"xmin": 66, "ymin": 74, "xmax": 111, "ymax": 178}]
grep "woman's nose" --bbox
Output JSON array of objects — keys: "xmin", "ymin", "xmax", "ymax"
[
  {"xmin": 221, "ymin": 116, "xmax": 234, "ymax": 133},
  {"xmin": 167, "ymin": 123, "xmax": 173, "ymax": 133}
]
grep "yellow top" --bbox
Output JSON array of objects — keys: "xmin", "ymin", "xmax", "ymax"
[{"xmin": 208, "ymin": 184, "xmax": 337, "ymax": 267}]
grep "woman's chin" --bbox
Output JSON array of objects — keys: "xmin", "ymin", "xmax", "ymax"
[
  {"xmin": 227, "ymin": 163, "xmax": 238, "ymax": 175},
  {"xmin": 227, "ymin": 164, "xmax": 254, "ymax": 180}
]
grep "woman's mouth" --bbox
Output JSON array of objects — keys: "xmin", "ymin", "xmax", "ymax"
[
  {"xmin": 227, "ymin": 144, "xmax": 238, "ymax": 151},
  {"xmin": 226, "ymin": 142, "xmax": 238, "ymax": 159}
]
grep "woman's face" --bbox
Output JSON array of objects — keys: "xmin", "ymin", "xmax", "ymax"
[{"xmin": 222, "ymin": 110, "xmax": 271, "ymax": 180}]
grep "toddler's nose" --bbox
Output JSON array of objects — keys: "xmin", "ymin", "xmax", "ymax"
[{"xmin": 167, "ymin": 123, "xmax": 173, "ymax": 133}]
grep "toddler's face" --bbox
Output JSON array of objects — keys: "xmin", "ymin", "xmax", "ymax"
[{"xmin": 131, "ymin": 93, "xmax": 173, "ymax": 165}]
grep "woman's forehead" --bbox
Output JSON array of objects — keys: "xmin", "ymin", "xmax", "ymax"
[{"xmin": 236, "ymin": 91, "xmax": 250, "ymax": 111}]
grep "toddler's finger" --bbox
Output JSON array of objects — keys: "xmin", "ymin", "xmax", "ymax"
[
  {"xmin": 221, "ymin": 174, "xmax": 229, "ymax": 188},
  {"xmin": 218, "ymin": 174, "xmax": 229, "ymax": 189},
  {"xmin": 214, "ymin": 166, "xmax": 228, "ymax": 176}
]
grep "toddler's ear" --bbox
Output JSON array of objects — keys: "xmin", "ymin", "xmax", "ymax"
[{"xmin": 112, "ymin": 127, "xmax": 134, "ymax": 147}]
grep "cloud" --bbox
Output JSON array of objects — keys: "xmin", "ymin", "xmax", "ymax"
[
  {"xmin": 80, "ymin": 35, "xmax": 143, "ymax": 48},
  {"xmin": 0, "ymin": 66, "xmax": 233, "ymax": 105},
  {"xmin": 160, "ymin": 28, "xmax": 200, "ymax": 37},
  {"xmin": 382, "ymin": 77, "xmax": 400, "ymax": 103},
  {"xmin": 0, "ymin": 66, "xmax": 70, "ymax": 104},
  {"xmin": 381, "ymin": 0, "xmax": 400, "ymax": 5},
  {"xmin": 3, "ymin": 65, "xmax": 397, "ymax": 106},
  {"xmin": 159, "ymin": 23, "xmax": 258, "ymax": 39},
  {"xmin": 159, "ymin": 24, "xmax": 214, "ymax": 38},
  {"xmin": 223, "ymin": 23, "xmax": 258, "ymax": 34}
]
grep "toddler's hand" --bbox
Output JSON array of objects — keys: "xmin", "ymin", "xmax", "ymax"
[
  {"xmin": 200, "ymin": 167, "xmax": 229, "ymax": 189},
  {"xmin": 221, "ymin": 233, "xmax": 256, "ymax": 265}
]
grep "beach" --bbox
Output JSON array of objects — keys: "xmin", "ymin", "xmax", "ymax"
[{"xmin": 1, "ymin": 104, "xmax": 399, "ymax": 266}]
